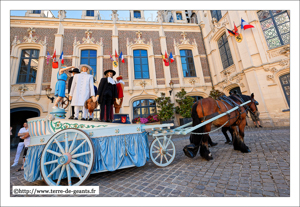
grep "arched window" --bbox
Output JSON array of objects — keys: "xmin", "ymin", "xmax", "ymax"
[
  {"xmin": 218, "ymin": 33, "xmax": 233, "ymax": 69},
  {"xmin": 191, "ymin": 96, "xmax": 203, "ymax": 103},
  {"xmin": 211, "ymin": 10, "xmax": 222, "ymax": 22},
  {"xmin": 257, "ymin": 10, "xmax": 290, "ymax": 49},
  {"xmin": 86, "ymin": 10, "xmax": 94, "ymax": 16},
  {"xmin": 279, "ymin": 73, "xmax": 290, "ymax": 107},
  {"xmin": 80, "ymin": 50, "xmax": 97, "ymax": 79},
  {"xmin": 133, "ymin": 50, "xmax": 149, "ymax": 79},
  {"xmin": 17, "ymin": 49, "xmax": 40, "ymax": 83},
  {"xmin": 133, "ymin": 99, "xmax": 156, "ymax": 119},
  {"xmin": 190, "ymin": 13, "xmax": 198, "ymax": 24},
  {"xmin": 229, "ymin": 87, "xmax": 242, "ymax": 95},
  {"xmin": 180, "ymin": 49, "xmax": 196, "ymax": 77},
  {"xmin": 134, "ymin": 11, "xmax": 141, "ymax": 18}
]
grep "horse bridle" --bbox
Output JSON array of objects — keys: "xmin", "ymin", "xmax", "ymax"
[{"xmin": 234, "ymin": 94, "xmax": 257, "ymax": 117}]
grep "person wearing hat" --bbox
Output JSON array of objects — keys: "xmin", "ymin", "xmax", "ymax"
[
  {"xmin": 114, "ymin": 75, "xmax": 124, "ymax": 113},
  {"xmin": 69, "ymin": 64, "xmax": 95, "ymax": 120},
  {"xmin": 52, "ymin": 65, "xmax": 76, "ymax": 109},
  {"xmin": 67, "ymin": 68, "xmax": 80, "ymax": 119},
  {"xmin": 93, "ymin": 69, "xmax": 118, "ymax": 122}
]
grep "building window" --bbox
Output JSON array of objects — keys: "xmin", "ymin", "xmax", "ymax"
[
  {"xmin": 176, "ymin": 13, "xmax": 182, "ymax": 20},
  {"xmin": 211, "ymin": 10, "xmax": 222, "ymax": 22},
  {"xmin": 191, "ymin": 96, "xmax": 203, "ymax": 103},
  {"xmin": 257, "ymin": 10, "xmax": 290, "ymax": 49},
  {"xmin": 17, "ymin": 49, "xmax": 39, "ymax": 83},
  {"xmin": 133, "ymin": 99, "xmax": 156, "ymax": 119},
  {"xmin": 134, "ymin": 11, "xmax": 141, "ymax": 18},
  {"xmin": 229, "ymin": 87, "xmax": 242, "ymax": 95},
  {"xmin": 133, "ymin": 50, "xmax": 149, "ymax": 79},
  {"xmin": 279, "ymin": 73, "xmax": 290, "ymax": 107},
  {"xmin": 180, "ymin": 49, "xmax": 196, "ymax": 77},
  {"xmin": 32, "ymin": 10, "xmax": 41, "ymax": 14},
  {"xmin": 218, "ymin": 33, "xmax": 233, "ymax": 69},
  {"xmin": 80, "ymin": 50, "xmax": 97, "ymax": 79},
  {"xmin": 86, "ymin": 10, "xmax": 94, "ymax": 16},
  {"xmin": 169, "ymin": 15, "xmax": 174, "ymax": 23}
]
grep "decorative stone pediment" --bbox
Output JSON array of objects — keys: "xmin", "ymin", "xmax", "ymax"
[
  {"xmin": 127, "ymin": 31, "xmax": 153, "ymax": 47},
  {"xmin": 73, "ymin": 30, "xmax": 103, "ymax": 46},
  {"xmin": 173, "ymin": 32, "xmax": 197, "ymax": 47},
  {"xmin": 220, "ymin": 64, "xmax": 236, "ymax": 79},
  {"xmin": 12, "ymin": 28, "xmax": 47, "ymax": 47}
]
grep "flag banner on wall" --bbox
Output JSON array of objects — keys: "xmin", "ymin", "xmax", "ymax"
[
  {"xmin": 227, "ymin": 28, "xmax": 237, "ymax": 37},
  {"xmin": 46, "ymin": 51, "xmax": 51, "ymax": 65},
  {"xmin": 119, "ymin": 51, "xmax": 125, "ymax": 63},
  {"xmin": 60, "ymin": 51, "xmax": 64, "ymax": 64},
  {"xmin": 109, "ymin": 52, "xmax": 114, "ymax": 61},
  {"xmin": 52, "ymin": 49, "xmax": 56, "ymax": 62},
  {"xmin": 169, "ymin": 52, "xmax": 174, "ymax": 63},
  {"xmin": 115, "ymin": 50, "xmax": 118, "ymax": 62},
  {"xmin": 241, "ymin": 18, "xmax": 254, "ymax": 30},
  {"xmin": 235, "ymin": 33, "xmax": 243, "ymax": 43},
  {"xmin": 164, "ymin": 51, "xmax": 169, "ymax": 66}
]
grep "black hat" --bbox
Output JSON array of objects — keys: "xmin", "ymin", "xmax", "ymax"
[
  {"xmin": 104, "ymin": 69, "xmax": 116, "ymax": 76},
  {"xmin": 69, "ymin": 68, "xmax": 80, "ymax": 73}
]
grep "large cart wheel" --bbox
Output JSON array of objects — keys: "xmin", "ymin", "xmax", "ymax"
[
  {"xmin": 40, "ymin": 129, "xmax": 94, "ymax": 186},
  {"xmin": 150, "ymin": 135, "xmax": 176, "ymax": 167},
  {"xmin": 60, "ymin": 97, "xmax": 69, "ymax": 109}
]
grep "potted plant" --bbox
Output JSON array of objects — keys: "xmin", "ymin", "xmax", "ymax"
[
  {"xmin": 155, "ymin": 93, "xmax": 175, "ymax": 128},
  {"xmin": 175, "ymin": 88, "xmax": 194, "ymax": 126}
]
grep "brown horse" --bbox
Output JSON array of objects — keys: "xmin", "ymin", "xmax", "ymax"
[{"xmin": 191, "ymin": 93, "xmax": 257, "ymax": 160}]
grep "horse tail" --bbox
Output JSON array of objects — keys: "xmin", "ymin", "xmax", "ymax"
[{"xmin": 190, "ymin": 101, "xmax": 205, "ymax": 146}]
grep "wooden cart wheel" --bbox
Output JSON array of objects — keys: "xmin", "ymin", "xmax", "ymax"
[
  {"xmin": 150, "ymin": 135, "xmax": 176, "ymax": 167},
  {"xmin": 40, "ymin": 129, "xmax": 94, "ymax": 186},
  {"xmin": 61, "ymin": 97, "xmax": 69, "ymax": 109}
]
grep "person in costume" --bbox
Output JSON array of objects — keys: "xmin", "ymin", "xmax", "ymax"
[
  {"xmin": 86, "ymin": 78, "xmax": 98, "ymax": 121},
  {"xmin": 93, "ymin": 69, "xmax": 117, "ymax": 122},
  {"xmin": 67, "ymin": 68, "xmax": 80, "ymax": 119},
  {"xmin": 53, "ymin": 65, "xmax": 75, "ymax": 109},
  {"xmin": 69, "ymin": 64, "xmax": 95, "ymax": 120},
  {"xmin": 114, "ymin": 75, "xmax": 124, "ymax": 113}
]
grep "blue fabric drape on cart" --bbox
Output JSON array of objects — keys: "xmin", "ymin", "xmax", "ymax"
[{"xmin": 24, "ymin": 132, "xmax": 149, "ymax": 182}]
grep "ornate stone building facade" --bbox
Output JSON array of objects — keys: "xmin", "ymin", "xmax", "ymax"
[{"xmin": 10, "ymin": 10, "xmax": 290, "ymax": 145}]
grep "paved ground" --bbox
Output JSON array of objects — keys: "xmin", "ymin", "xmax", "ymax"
[{"xmin": 10, "ymin": 126, "xmax": 290, "ymax": 197}]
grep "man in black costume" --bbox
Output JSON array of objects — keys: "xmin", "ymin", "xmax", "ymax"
[
  {"xmin": 67, "ymin": 68, "xmax": 80, "ymax": 119},
  {"xmin": 93, "ymin": 69, "xmax": 117, "ymax": 122}
]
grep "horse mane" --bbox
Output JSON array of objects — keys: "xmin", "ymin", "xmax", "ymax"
[{"xmin": 229, "ymin": 94, "xmax": 251, "ymax": 103}]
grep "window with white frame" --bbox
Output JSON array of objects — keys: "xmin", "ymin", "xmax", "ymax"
[
  {"xmin": 17, "ymin": 49, "xmax": 40, "ymax": 83},
  {"xmin": 32, "ymin": 10, "xmax": 41, "ymax": 14},
  {"xmin": 133, "ymin": 99, "xmax": 156, "ymax": 119},
  {"xmin": 180, "ymin": 49, "xmax": 196, "ymax": 77},
  {"xmin": 211, "ymin": 10, "xmax": 222, "ymax": 22},
  {"xmin": 86, "ymin": 10, "xmax": 94, "ymax": 16},
  {"xmin": 176, "ymin": 13, "xmax": 182, "ymax": 20},
  {"xmin": 80, "ymin": 50, "xmax": 97, "ymax": 79},
  {"xmin": 133, "ymin": 50, "xmax": 149, "ymax": 79},
  {"xmin": 134, "ymin": 11, "xmax": 141, "ymax": 18},
  {"xmin": 257, "ymin": 10, "xmax": 290, "ymax": 49},
  {"xmin": 217, "ymin": 33, "xmax": 233, "ymax": 69}
]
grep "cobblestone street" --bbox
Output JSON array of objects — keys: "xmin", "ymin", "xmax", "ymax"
[{"xmin": 10, "ymin": 127, "xmax": 290, "ymax": 197}]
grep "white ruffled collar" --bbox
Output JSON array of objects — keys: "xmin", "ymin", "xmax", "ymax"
[
  {"xmin": 117, "ymin": 80, "xmax": 125, "ymax": 85},
  {"xmin": 107, "ymin": 77, "xmax": 116, "ymax": 85}
]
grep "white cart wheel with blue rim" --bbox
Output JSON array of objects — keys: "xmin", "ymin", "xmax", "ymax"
[
  {"xmin": 40, "ymin": 129, "xmax": 94, "ymax": 186},
  {"xmin": 150, "ymin": 135, "xmax": 176, "ymax": 167}
]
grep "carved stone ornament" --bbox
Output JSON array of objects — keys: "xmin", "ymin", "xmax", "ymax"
[
  {"xmin": 154, "ymin": 88, "xmax": 159, "ymax": 93},
  {"xmin": 74, "ymin": 31, "xmax": 103, "ymax": 46},
  {"xmin": 221, "ymin": 64, "xmax": 236, "ymax": 79},
  {"xmin": 139, "ymin": 80, "xmax": 147, "ymax": 88},
  {"xmin": 134, "ymin": 31, "xmax": 145, "ymax": 44},
  {"xmin": 180, "ymin": 31, "xmax": 190, "ymax": 45},
  {"xmin": 23, "ymin": 28, "xmax": 38, "ymax": 43},
  {"xmin": 189, "ymin": 78, "xmax": 196, "ymax": 86},
  {"xmin": 111, "ymin": 10, "xmax": 119, "ymax": 22},
  {"xmin": 266, "ymin": 75, "xmax": 275, "ymax": 83},
  {"xmin": 12, "ymin": 28, "xmax": 47, "ymax": 46},
  {"xmin": 268, "ymin": 45, "xmax": 290, "ymax": 58}
]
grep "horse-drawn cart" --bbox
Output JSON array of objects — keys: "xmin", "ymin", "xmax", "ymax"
[{"xmin": 24, "ymin": 100, "xmax": 251, "ymax": 186}]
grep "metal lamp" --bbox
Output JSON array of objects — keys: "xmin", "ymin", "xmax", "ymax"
[
  {"xmin": 169, "ymin": 80, "xmax": 174, "ymax": 96},
  {"xmin": 45, "ymin": 86, "xmax": 54, "ymax": 103}
]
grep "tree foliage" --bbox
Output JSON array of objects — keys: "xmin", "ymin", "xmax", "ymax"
[
  {"xmin": 155, "ymin": 93, "xmax": 175, "ymax": 121},
  {"xmin": 175, "ymin": 88, "xmax": 194, "ymax": 118}
]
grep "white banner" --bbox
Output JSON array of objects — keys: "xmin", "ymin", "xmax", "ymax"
[{"xmin": 12, "ymin": 186, "xmax": 99, "ymax": 195}]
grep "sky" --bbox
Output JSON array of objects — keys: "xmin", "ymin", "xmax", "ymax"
[{"xmin": 10, "ymin": 10, "xmax": 158, "ymax": 21}]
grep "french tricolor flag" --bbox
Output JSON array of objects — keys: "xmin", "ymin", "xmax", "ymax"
[
  {"xmin": 241, "ymin": 18, "xmax": 254, "ymax": 30},
  {"xmin": 60, "ymin": 51, "xmax": 64, "ymax": 64},
  {"xmin": 119, "ymin": 51, "xmax": 125, "ymax": 63},
  {"xmin": 169, "ymin": 52, "xmax": 174, "ymax": 63}
]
